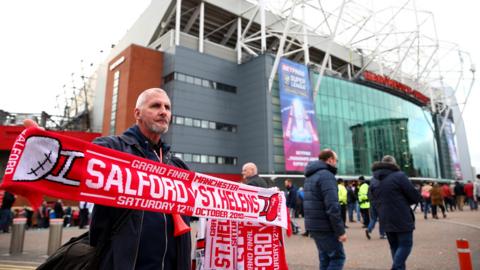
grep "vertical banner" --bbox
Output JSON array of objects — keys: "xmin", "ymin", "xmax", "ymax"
[
  {"xmin": 444, "ymin": 119, "xmax": 463, "ymax": 179},
  {"xmin": 203, "ymin": 219, "xmax": 288, "ymax": 270},
  {"xmin": 278, "ymin": 58, "xmax": 320, "ymax": 171}
]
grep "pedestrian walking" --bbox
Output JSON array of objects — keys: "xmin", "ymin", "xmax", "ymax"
[
  {"xmin": 358, "ymin": 177, "xmax": 370, "ymax": 228},
  {"xmin": 421, "ymin": 182, "xmax": 432, "ymax": 219},
  {"xmin": 370, "ymin": 155, "xmax": 421, "ymax": 270},
  {"xmin": 454, "ymin": 181, "xmax": 465, "ymax": 211},
  {"xmin": 338, "ymin": 178, "xmax": 348, "ymax": 228},
  {"xmin": 304, "ymin": 149, "xmax": 347, "ymax": 270},
  {"xmin": 430, "ymin": 183, "xmax": 446, "ymax": 218},
  {"xmin": 346, "ymin": 182, "xmax": 357, "ymax": 223},
  {"xmin": 285, "ymin": 179, "xmax": 300, "ymax": 234}
]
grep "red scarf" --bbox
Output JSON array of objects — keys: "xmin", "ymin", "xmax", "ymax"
[{"xmin": 1, "ymin": 127, "xmax": 287, "ymax": 228}]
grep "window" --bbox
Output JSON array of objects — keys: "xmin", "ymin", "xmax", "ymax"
[
  {"xmin": 193, "ymin": 119, "xmax": 201, "ymax": 127},
  {"xmin": 183, "ymin": 153, "xmax": 192, "ymax": 162},
  {"xmin": 177, "ymin": 73, "xmax": 186, "ymax": 82},
  {"xmin": 201, "ymin": 120, "xmax": 209, "ymax": 129},
  {"xmin": 173, "ymin": 152, "xmax": 238, "ymax": 166},
  {"xmin": 163, "ymin": 72, "xmax": 236, "ymax": 93},
  {"xmin": 194, "ymin": 77, "xmax": 202, "ymax": 86},
  {"xmin": 184, "ymin": 117, "xmax": 193, "ymax": 126},
  {"xmin": 171, "ymin": 114, "xmax": 237, "ymax": 133},
  {"xmin": 209, "ymin": 121, "xmax": 216, "ymax": 129},
  {"xmin": 175, "ymin": 116, "xmax": 184, "ymax": 125},
  {"xmin": 110, "ymin": 70, "xmax": 120, "ymax": 135}
]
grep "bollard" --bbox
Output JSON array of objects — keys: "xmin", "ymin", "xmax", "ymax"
[
  {"xmin": 456, "ymin": 239, "xmax": 473, "ymax": 270},
  {"xmin": 9, "ymin": 218, "xmax": 27, "ymax": 254},
  {"xmin": 47, "ymin": 218, "xmax": 64, "ymax": 256}
]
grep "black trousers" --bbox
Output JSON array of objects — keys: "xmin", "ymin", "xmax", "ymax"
[
  {"xmin": 360, "ymin": 208, "xmax": 370, "ymax": 227},
  {"xmin": 340, "ymin": 204, "xmax": 347, "ymax": 225}
]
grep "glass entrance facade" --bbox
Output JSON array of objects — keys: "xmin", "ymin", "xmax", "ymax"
[{"xmin": 272, "ymin": 73, "xmax": 439, "ymax": 178}]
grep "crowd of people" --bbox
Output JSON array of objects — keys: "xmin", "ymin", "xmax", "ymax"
[{"xmin": 0, "ymin": 196, "xmax": 94, "ymax": 231}]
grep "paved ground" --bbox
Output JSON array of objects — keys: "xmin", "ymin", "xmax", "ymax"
[{"xmin": 0, "ymin": 210, "xmax": 478, "ymax": 270}]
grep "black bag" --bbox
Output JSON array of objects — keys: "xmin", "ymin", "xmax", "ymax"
[
  {"xmin": 36, "ymin": 231, "xmax": 99, "ymax": 270},
  {"xmin": 37, "ymin": 210, "xmax": 131, "ymax": 270}
]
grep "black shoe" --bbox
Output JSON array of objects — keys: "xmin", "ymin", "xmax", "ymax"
[
  {"xmin": 365, "ymin": 229, "xmax": 371, "ymax": 240},
  {"xmin": 380, "ymin": 235, "xmax": 387, "ymax": 239},
  {"xmin": 362, "ymin": 225, "xmax": 368, "ymax": 228},
  {"xmin": 344, "ymin": 225, "xmax": 349, "ymax": 229},
  {"xmin": 301, "ymin": 231, "xmax": 309, "ymax": 237}
]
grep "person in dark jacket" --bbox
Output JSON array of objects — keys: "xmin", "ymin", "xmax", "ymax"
[
  {"xmin": 370, "ymin": 155, "xmax": 421, "ymax": 270},
  {"xmin": 0, "ymin": 191, "xmax": 15, "ymax": 232},
  {"xmin": 304, "ymin": 149, "xmax": 347, "ymax": 270},
  {"xmin": 285, "ymin": 179, "xmax": 300, "ymax": 234},
  {"xmin": 90, "ymin": 88, "xmax": 191, "ymax": 270},
  {"xmin": 53, "ymin": 199, "xmax": 64, "ymax": 219},
  {"xmin": 241, "ymin": 162, "xmax": 269, "ymax": 188},
  {"xmin": 346, "ymin": 182, "xmax": 357, "ymax": 222}
]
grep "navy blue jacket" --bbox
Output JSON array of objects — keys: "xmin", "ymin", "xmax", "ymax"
[
  {"xmin": 286, "ymin": 184, "xmax": 298, "ymax": 209},
  {"xmin": 90, "ymin": 125, "xmax": 191, "ymax": 270},
  {"xmin": 370, "ymin": 162, "xmax": 421, "ymax": 232},
  {"xmin": 303, "ymin": 160, "xmax": 345, "ymax": 237}
]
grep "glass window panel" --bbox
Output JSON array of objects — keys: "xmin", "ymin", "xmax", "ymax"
[
  {"xmin": 175, "ymin": 116, "xmax": 184, "ymax": 125},
  {"xmin": 202, "ymin": 79, "xmax": 209, "ymax": 88},
  {"xmin": 184, "ymin": 117, "xmax": 193, "ymax": 126},
  {"xmin": 209, "ymin": 121, "xmax": 216, "ymax": 129},
  {"xmin": 193, "ymin": 119, "xmax": 201, "ymax": 127},
  {"xmin": 208, "ymin": 156, "xmax": 216, "ymax": 163},
  {"xmin": 174, "ymin": 153, "xmax": 183, "ymax": 159},
  {"xmin": 201, "ymin": 120, "xmax": 209, "ymax": 129},
  {"xmin": 200, "ymin": 155, "xmax": 208, "ymax": 163},
  {"xmin": 183, "ymin": 153, "xmax": 192, "ymax": 162},
  {"xmin": 192, "ymin": 154, "xmax": 200, "ymax": 163},
  {"xmin": 177, "ymin": 73, "xmax": 186, "ymax": 82},
  {"xmin": 186, "ymin": 75, "xmax": 194, "ymax": 84},
  {"xmin": 217, "ymin": 156, "xmax": 224, "ymax": 164},
  {"xmin": 194, "ymin": 77, "xmax": 202, "ymax": 86}
]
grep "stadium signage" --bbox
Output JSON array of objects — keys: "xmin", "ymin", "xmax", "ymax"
[{"xmin": 362, "ymin": 71, "xmax": 430, "ymax": 105}]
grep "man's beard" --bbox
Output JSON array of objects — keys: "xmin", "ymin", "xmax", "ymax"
[{"xmin": 146, "ymin": 120, "xmax": 168, "ymax": 135}]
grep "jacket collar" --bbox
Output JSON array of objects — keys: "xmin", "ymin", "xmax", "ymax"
[
  {"xmin": 371, "ymin": 161, "xmax": 400, "ymax": 180},
  {"xmin": 121, "ymin": 125, "xmax": 171, "ymax": 155}
]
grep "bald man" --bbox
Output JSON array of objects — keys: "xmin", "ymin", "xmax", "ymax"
[
  {"xmin": 89, "ymin": 88, "xmax": 191, "ymax": 270},
  {"xmin": 242, "ymin": 162, "xmax": 269, "ymax": 188}
]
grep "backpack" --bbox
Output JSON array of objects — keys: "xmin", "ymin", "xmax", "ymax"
[{"xmin": 37, "ymin": 210, "xmax": 131, "ymax": 270}]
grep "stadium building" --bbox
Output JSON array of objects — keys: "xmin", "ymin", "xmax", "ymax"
[
  {"xmin": 2, "ymin": 0, "xmax": 474, "ymax": 185},
  {"xmin": 88, "ymin": 0, "xmax": 475, "ymax": 182}
]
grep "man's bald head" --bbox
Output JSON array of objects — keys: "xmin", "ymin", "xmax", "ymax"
[
  {"xmin": 134, "ymin": 88, "xmax": 171, "ymax": 142},
  {"xmin": 135, "ymin": 88, "xmax": 168, "ymax": 109},
  {"xmin": 242, "ymin": 162, "xmax": 258, "ymax": 179}
]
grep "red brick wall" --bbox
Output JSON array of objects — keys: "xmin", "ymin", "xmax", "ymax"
[{"xmin": 103, "ymin": 44, "xmax": 164, "ymax": 135}]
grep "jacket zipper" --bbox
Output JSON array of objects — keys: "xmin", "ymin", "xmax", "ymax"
[
  {"xmin": 153, "ymin": 145, "xmax": 168, "ymax": 270},
  {"xmin": 132, "ymin": 211, "xmax": 144, "ymax": 270},
  {"xmin": 161, "ymin": 213, "xmax": 167, "ymax": 270}
]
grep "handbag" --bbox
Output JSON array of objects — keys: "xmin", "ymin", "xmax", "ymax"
[{"xmin": 36, "ymin": 210, "xmax": 131, "ymax": 270}]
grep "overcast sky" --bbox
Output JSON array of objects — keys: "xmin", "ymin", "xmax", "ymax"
[{"xmin": 0, "ymin": 0, "xmax": 478, "ymax": 175}]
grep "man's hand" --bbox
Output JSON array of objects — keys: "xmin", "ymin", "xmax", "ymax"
[
  {"xmin": 23, "ymin": 119, "xmax": 42, "ymax": 129},
  {"xmin": 338, "ymin": 234, "xmax": 347, "ymax": 242}
]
